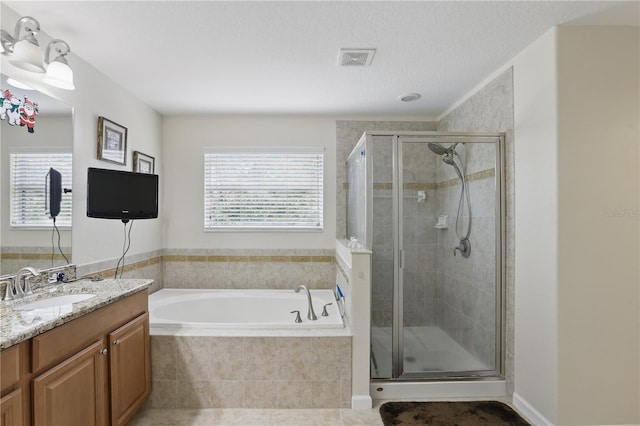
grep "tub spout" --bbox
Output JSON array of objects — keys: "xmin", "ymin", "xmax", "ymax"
[{"xmin": 294, "ymin": 285, "xmax": 318, "ymax": 320}]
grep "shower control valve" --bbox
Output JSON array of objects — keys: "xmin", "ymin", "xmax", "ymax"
[{"xmin": 453, "ymin": 238, "xmax": 471, "ymax": 258}]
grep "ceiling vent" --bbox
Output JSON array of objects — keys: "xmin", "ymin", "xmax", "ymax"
[{"xmin": 338, "ymin": 49, "xmax": 376, "ymax": 67}]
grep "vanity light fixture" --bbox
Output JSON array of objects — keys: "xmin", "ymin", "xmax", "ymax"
[
  {"xmin": 1, "ymin": 16, "xmax": 45, "ymax": 72},
  {"xmin": 1, "ymin": 16, "xmax": 75, "ymax": 90},
  {"xmin": 43, "ymin": 40, "xmax": 74, "ymax": 90},
  {"xmin": 6, "ymin": 77, "xmax": 35, "ymax": 90}
]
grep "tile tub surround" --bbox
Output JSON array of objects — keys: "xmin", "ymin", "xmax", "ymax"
[
  {"xmin": 162, "ymin": 249, "xmax": 335, "ymax": 290},
  {"xmin": 0, "ymin": 278, "xmax": 152, "ymax": 349},
  {"xmin": 148, "ymin": 335, "xmax": 352, "ymax": 409},
  {"xmin": 76, "ymin": 249, "xmax": 164, "ymax": 294}
]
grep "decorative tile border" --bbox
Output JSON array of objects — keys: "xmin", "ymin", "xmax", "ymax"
[
  {"xmin": 85, "ymin": 256, "xmax": 163, "ymax": 279},
  {"xmin": 1, "ymin": 252, "xmax": 71, "ymax": 261},
  {"xmin": 163, "ymin": 255, "xmax": 334, "ymax": 263},
  {"xmin": 343, "ymin": 169, "xmax": 495, "ymax": 192},
  {"xmin": 437, "ymin": 168, "xmax": 495, "ymax": 189}
]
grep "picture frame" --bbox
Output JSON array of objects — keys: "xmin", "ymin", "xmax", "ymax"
[
  {"xmin": 133, "ymin": 151, "xmax": 155, "ymax": 174},
  {"xmin": 97, "ymin": 116, "xmax": 127, "ymax": 165}
]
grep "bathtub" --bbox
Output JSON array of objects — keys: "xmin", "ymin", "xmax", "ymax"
[{"xmin": 149, "ymin": 288, "xmax": 345, "ymax": 332}]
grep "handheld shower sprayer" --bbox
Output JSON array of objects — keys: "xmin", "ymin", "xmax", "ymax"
[{"xmin": 428, "ymin": 142, "xmax": 472, "ymax": 258}]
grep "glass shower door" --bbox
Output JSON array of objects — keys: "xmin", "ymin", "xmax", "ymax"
[
  {"xmin": 398, "ymin": 136, "xmax": 501, "ymax": 378},
  {"xmin": 369, "ymin": 135, "xmax": 395, "ymax": 379}
]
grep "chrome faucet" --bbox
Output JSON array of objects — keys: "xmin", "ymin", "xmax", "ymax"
[
  {"xmin": 294, "ymin": 285, "xmax": 317, "ymax": 320},
  {"xmin": 13, "ymin": 267, "xmax": 40, "ymax": 298}
]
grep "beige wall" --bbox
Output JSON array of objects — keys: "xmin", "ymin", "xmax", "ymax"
[
  {"xmin": 161, "ymin": 116, "xmax": 337, "ymax": 250},
  {"xmin": 1, "ymin": 4, "xmax": 163, "ymax": 271},
  {"xmin": 556, "ymin": 26, "xmax": 639, "ymax": 425},
  {"xmin": 513, "ymin": 26, "xmax": 639, "ymax": 425}
]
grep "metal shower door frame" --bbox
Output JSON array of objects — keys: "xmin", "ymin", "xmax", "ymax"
[{"xmin": 382, "ymin": 131, "xmax": 506, "ymax": 381}]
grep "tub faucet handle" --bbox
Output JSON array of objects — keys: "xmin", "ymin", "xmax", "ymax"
[
  {"xmin": 290, "ymin": 310, "xmax": 302, "ymax": 323},
  {"xmin": 322, "ymin": 303, "xmax": 332, "ymax": 317}
]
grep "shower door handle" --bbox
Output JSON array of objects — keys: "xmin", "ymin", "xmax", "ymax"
[{"xmin": 399, "ymin": 249, "xmax": 405, "ymax": 269}]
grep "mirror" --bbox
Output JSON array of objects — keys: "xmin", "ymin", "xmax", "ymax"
[{"xmin": 1, "ymin": 73, "xmax": 73, "ymax": 275}]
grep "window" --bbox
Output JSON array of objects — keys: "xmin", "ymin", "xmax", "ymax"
[
  {"xmin": 10, "ymin": 151, "xmax": 72, "ymax": 227},
  {"xmin": 204, "ymin": 148, "xmax": 324, "ymax": 230}
]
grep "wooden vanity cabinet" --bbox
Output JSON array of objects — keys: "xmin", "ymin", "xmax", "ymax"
[
  {"xmin": 1, "ymin": 289, "xmax": 150, "ymax": 426},
  {"xmin": 109, "ymin": 313, "xmax": 150, "ymax": 426},
  {"xmin": 32, "ymin": 339, "xmax": 109, "ymax": 426},
  {"xmin": 0, "ymin": 341, "xmax": 30, "ymax": 426}
]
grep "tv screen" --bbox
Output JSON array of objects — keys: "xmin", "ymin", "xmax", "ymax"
[
  {"xmin": 87, "ymin": 167, "xmax": 158, "ymax": 221},
  {"xmin": 47, "ymin": 167, "xmax": 62, "ymax": 219}
]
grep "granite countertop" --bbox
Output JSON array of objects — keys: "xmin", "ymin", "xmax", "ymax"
[{"xmin": 0, "ymin": 278, "xmax": 152, "ymax": 350}]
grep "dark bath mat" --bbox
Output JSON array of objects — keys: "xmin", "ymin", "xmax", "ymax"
[{"xmin": 379, "ymin": 401, "xmax": 531, "ymax": 426}]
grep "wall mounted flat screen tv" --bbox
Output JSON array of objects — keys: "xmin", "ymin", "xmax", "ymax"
[
  {"xmin": 87, "ymin": 167, "xmax": 158, "ymax": 221},
  {"xmin": 46, "ymin": 167, "xmax": 62, "ymax": 219}
]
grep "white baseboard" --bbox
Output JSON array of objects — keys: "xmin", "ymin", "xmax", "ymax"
[
  {"xmin": 512, "ymin": 392, "xmax": 554, "ymax": 426},
  {"xmin": 351, "ymin": 395, "xmax": 373, "ymax": 409}
]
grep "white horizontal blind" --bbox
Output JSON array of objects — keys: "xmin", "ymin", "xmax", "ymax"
[
  {"xmin": 204, "ymin": 148, "xmax": 324, "ymax": 230},
  {"xmin": 10, "ymin": 152, "xmax": 73, "ymax": 227}
]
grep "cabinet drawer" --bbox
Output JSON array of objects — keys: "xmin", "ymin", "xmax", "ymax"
[
  {"xmin": 0, "ymin": 341, "xmax": 27, "ymax": 394},
  {"xmin": 32, "ymin": 290, "xmax": 148, "ymax": 374}
]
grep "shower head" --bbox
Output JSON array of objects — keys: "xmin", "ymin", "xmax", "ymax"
[{"xmin": 427, "ymin": 143, "xmax": 449, "ymax": 156}]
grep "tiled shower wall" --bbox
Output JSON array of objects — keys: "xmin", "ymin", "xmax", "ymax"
[
  {"xmin": 437, "ymin": 68, "xmax": 514, "ymax": 393},
  {"xmin": 337, "ymin": 122, "xmax": 438, "ymax": 331},
  {"xmin": 368, "ymin": 138, "xmax": 440, "ymax": 328},
  {"xmin": 434, "ymin": 143, "xmax": 497, "ymax": 367},
  {"xmin": 401, "ymin": 143, "xmax": 439, "ymax": 327},
  {"xmin": 336, "ymin": 120, "xmax": 437, "ymax": 240}
]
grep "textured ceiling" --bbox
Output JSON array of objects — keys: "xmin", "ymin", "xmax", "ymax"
[{"xmin": 4, "ymin": 1, "xmax": 638, "ymax": 117}]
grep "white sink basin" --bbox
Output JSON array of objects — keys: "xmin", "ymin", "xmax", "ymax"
[{"xmin": 14, "ymin": 294, "xmax": 96, "ymax": 311}]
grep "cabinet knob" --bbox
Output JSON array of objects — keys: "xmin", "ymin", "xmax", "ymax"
[
  {"xmin": 114, "ymin": 339, "xmax": 121, "ymax": 346},
  {"xmin": 99, "ymin": 348, "xmax": 108, "ymax": 355}
]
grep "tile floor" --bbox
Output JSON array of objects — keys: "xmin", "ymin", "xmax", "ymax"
[
  {"xmin": 128, "ymin": 407, "xmax": 383, "ymax": 426},
  {"xmin": 129, "ymin": 397, "xmax": 519, "ymax": 425}
]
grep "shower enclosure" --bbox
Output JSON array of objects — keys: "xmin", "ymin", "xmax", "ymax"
[{"xmin": 346, "ymin": 131, "xmax": 505, "ymax": 384}]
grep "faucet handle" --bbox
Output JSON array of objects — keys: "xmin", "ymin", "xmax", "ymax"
[
  {"xmin": 2, "ymin": 279, "xmax": 15, "ymax": 301},
  {"xmin": 290, "ymin": 310, "xmax": 302, "ymax": 323},
  {"xmin": 23, "ymin": 276, "xmax": 35, "ymax": 296},
  {"xmin": 322, "ymin": 303, "xmax": 332, "ymax": 317}
]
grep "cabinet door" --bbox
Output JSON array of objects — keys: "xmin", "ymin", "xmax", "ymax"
[
  {"xmin": 0, "ymin": 389, "xmax": 23, "ymax": 426},
  {"xmin": 109, "ymin": 313, "xmax": 150, "ymax": 426},
  {"xmin": 32, "ymin": 340, "xmax": 109, "ymax": 426}
]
